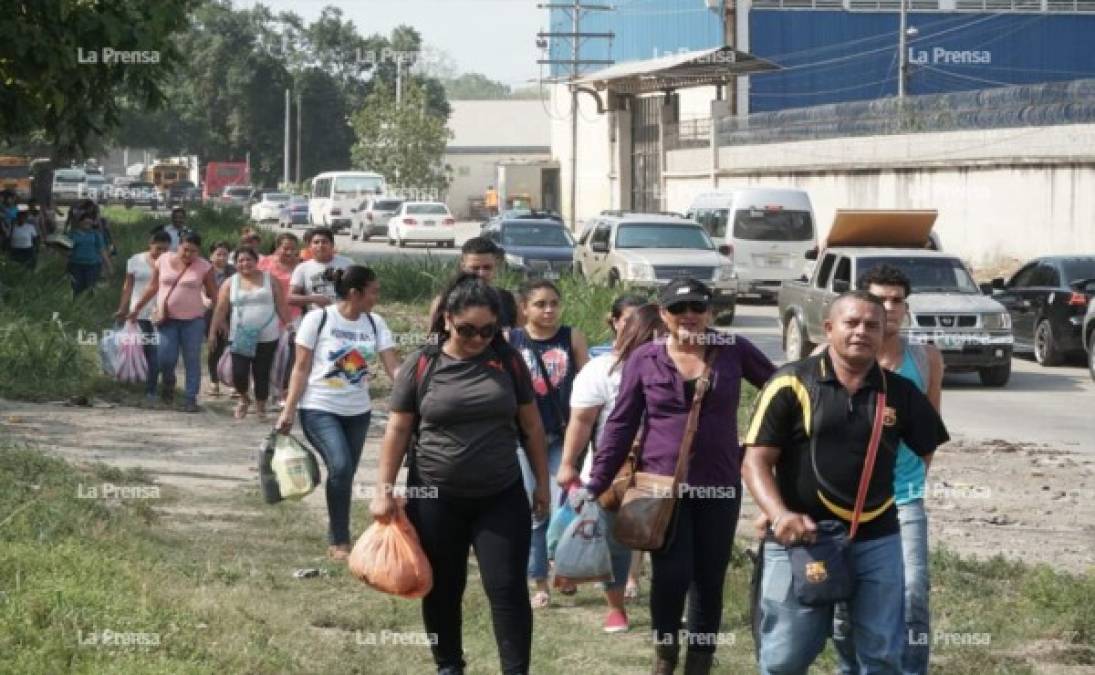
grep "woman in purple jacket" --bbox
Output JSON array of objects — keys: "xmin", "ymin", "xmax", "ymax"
[{"xmin": 577, "ymin": 277, "xmax": 776, "ymax": 675}]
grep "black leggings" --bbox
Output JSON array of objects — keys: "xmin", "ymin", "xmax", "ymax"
[
  {"xmin": 650, "ymin": 492, "xmax": 741, "ymax": 656},
  {"xmin": 208, "ymin": 332, "xmax": 228, "ymax": 384},
  {"xmin": 405, "ymin": 476, "xmax": 532, "ymax": 675},
  {"xmin": 230, "ymin": 339, "xmax": 277, "ymax": 402}
]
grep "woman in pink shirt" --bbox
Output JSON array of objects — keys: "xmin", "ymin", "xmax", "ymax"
[
  {"xmin": 130, "ymin": 232, "xmax": 219, "ymax": 412},
  {"xmin": 257, "ymin": 232, "xmax": 301, "ymax": 403}
]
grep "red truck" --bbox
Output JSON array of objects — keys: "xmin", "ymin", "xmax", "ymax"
[{"xmin": 203, "ymin": 161, "xmax": 250, "ymax": 200}]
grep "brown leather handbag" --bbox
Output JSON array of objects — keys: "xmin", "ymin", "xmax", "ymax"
[
  {"xmin": 612, "ymin": 348, "xmax": 716, "ymax": 551},
  {"xmin": 597, "ymin": 434, "xmax": 640, "ymax": 512}
]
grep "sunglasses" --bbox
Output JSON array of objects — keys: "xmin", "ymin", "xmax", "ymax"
[
  {"xmin": 452, "ymin": 322, "xmax": 497, "ymax": 339},
  {"xmin": 666, "ymin": 301, "xmax": 710, "ymax": 315}
]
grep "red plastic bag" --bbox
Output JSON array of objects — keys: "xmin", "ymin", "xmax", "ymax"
[{"xmin": 348, "ymin": 500, "xmax": 433, "ymax": 599}]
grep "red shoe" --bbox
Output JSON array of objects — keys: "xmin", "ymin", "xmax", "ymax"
[{"xmin": 603, "ymin": 609, "xmax": 629, "ymax": 633}]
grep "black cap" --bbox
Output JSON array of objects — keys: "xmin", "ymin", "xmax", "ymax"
[{"xmin": 658, "ymin": 277, "xmax": 712, "ymax": 307}]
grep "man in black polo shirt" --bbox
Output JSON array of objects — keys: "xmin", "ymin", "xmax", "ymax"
[{"xmin": 743, "ymin": 291, "xmax": 948, "ymax": 674}]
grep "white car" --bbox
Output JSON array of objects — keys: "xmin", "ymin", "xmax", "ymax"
[
  {"xmin": 387, "ymin": 202, "xmax": 456, "ymax": 248},
  {"xmin": 251, "ymin": 192, "xmax": 290, "ymax": 222}
]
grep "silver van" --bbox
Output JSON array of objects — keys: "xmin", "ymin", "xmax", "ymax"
[{"xmin": 687, "ymin": 187, "xmax": 817, "ymax": 300}]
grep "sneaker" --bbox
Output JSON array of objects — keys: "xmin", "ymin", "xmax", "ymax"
[
  {"xmin": 603, "ymin": 609, "xmax": 629, "ymax": 633},
  {"xmin": 182, "ymin": 402, "xmax": 201, "ymax": 414}
]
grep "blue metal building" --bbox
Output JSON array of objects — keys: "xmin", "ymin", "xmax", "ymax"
[{"xmin": 548, "ymin": 0, "xmax": 1095, "ymax": 112}]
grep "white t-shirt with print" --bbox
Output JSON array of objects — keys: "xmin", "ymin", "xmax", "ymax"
[
  {"xmin": 10, "ymin": 223, "xmax": 38, "ymax": 249},
  {"xmin": 289, "ymin": 255, "xmax": 354, "ymax": 309},
  {"xmin": 569, "ymin": 352, "xmax": 622, "ymax": 482},
  {"xmin": 295, "ymin": 305, "xmax": 394, "ymax": 416},
  {"xmin": 126, "ymin": 252, "xmax": 155, "ymax": 321}
]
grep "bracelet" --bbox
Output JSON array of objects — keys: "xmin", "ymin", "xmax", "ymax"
[{"xmin": 771, "ymin": 512, "xmax": 789, "ymax": 531}]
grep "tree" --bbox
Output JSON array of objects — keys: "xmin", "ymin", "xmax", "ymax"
[
  {"xmin": 1, "ymin": 0, "xmax": 192, "ymax": 162},
  {"xmin": 350, "ymin": 80, "xmax": 452, "ymax": 193},
  {"xmin": 442, "ymin": 73, "xmax": 512, "ymax": 100}
]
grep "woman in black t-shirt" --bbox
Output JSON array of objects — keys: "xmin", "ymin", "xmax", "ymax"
[{"xmin": 371, "ymin": 273, "xmax": 550, "ymax": 675}]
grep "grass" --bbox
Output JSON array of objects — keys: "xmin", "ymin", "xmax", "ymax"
[{"xmin": 1, "ymin": 437, "xmax": 1091, "ymax": 674}]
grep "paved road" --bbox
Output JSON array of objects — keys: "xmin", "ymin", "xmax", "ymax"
[
  {"xmin": 272, "ymin": 219, "xmax": 1094, "ymax": 453},
  {"xmin": 730, "ymin": 302, "xmax": 1095, "ymax": 452}
]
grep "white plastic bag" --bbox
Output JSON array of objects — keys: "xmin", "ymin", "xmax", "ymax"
[
  {"xmin": 98, "ymin": 325, "xmax": 123, "ymax": 377},
  {"xmin": 553, "ymin": 501, "xmax": 613, "ymax": 586},
  {"xmin": 113, "ymin": 322, "xmax": 148, "ymax": 384},
  {"xmin": 270, "ymin": 433, "xmax": 320, "ymax": 500}
]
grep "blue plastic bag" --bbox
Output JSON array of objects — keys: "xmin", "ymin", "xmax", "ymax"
[
  {"xmin": 554, "ymin": 501, "xmax": 613, "ymax": 586},
  {"xmin": 547, "ymin": 501, "xmax": 577, "ymax": 560}
]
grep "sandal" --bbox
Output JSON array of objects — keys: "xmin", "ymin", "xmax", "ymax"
[
  {"xmin": 531, "ymin": 590, "xmax": 551, "ymax": 609},
  {"xmin": 558, "ymin": 583, "xmax": 577, "ymax": 596},
  {"xmin": 624, "ymin": 580, "xmax": 640, "ymax": 601},
  {"xmin": 234, "ymin": 401, "xmax": 249, "ymax": 420},
  {"xmin": 205, "ymin": 384, "xmax": 223, "ymax": 397}
]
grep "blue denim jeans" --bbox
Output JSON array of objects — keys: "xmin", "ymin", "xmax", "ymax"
[
  {"xmin": 517, "ymin": 434, "xmax": 563, "ymax": 581},
  {"xmin": 604, "ymin": 511, "xmax": 632, "ymax": 591},
  {"xmin": 758, "ymin": 532, "xmax": 905, "ymax": 675},
  {"xmin": 136, "ymin": 319, "xmax": 161, "ymax": 397},
  {"xmin": 298, "ymin": 408, "xmax": 371, "ymax": 546},
  {"xmin": 833, "ymin": 501, "xmax": 930, "ymax": 675},
  {"xmin": 67, "ymin": 261, "xmax": 101, "ymax": 296},
  {"xmin": 156, "ymin": 317, "xmax": 205, "ymax": 404}
]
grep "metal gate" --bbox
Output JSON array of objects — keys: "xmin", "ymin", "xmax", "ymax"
[{"xmin": 630, "ymin": 95, "xmax": 662, "ymax": 213}]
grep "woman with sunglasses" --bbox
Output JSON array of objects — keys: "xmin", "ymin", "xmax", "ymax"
[
  {"xmin": 509, "ymin": 279, "xmax": 589, "ymax": 609},
  {"xmin": 556, "ymin": 303, "xmax": 666, "ymax": 634},
  {"xmin": 276, "ymin": 265, "xmax": 400, "ymax": 560},
  {"xmin": 370, "ymin": 273, "xmax": 550, "ymax": 675},
  {"xmin": 574, "ymin": 277, "xmax": 777, "ymax": 675}
]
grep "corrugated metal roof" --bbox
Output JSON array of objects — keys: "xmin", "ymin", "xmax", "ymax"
[
  {"xmin": 574, "ymin": 46, "xmax": 780, "ymax": 94},
  {"xmin": 447, "ymin": 100, "xmax": 551, "ymax": 150}
]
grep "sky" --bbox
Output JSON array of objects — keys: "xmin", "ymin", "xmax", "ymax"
[{"xmin": 242, "ymin": 0, "xmax": 547, "ymax": 88}]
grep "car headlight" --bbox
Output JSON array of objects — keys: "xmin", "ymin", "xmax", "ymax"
[
  {"xmin": 982, "ymin": 312, "xmax": 1011, "ymax": 330},
  {"xmin": 505, "ymin": 253, "xmax": 526, "ymax": 268},
  {"xmin": 717, "ymin": 263, "xmax": 735, "ymax": 281},
  {"xmin": 627, "ymin": 261, "xmax": 655, "ymax": 281}
]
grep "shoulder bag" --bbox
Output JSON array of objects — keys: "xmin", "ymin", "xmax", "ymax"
[
  {"xmin": 230, "ymin": 272, "xmax": 277, "ymax": 358},
  {"xmin": 612, "ymin": 347, "xmax": 717, "ymax": 551},
  {"xmin": 151, "ymin": 256, "xmax": 186, "ymax": 326}
]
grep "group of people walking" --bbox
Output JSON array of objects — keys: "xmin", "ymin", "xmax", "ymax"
[{"xmin": 100, "ymin": 215, "xmax": 946, "ymax": 674}]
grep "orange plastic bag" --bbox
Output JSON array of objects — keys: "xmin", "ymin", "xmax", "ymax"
[{"xmin": 348, "ymin": 500, "xmax": 433, "ymax": 599}]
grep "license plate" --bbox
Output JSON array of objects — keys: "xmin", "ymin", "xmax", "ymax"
[
  {"xmin": 767, "ymin": 256, "xmax": 783, "ymax": 267},
  {"xmin": 423, "ymin": 220, "xmax": 436, "ymax": 226}
]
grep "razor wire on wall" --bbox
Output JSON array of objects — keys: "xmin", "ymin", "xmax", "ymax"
[{"xmin": 715, "ymin": 78, "xmax": 1095, "ymax": 146}]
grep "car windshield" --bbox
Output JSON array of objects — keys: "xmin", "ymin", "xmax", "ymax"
[
  {"xmin": 174, "ymin": 181, "xmax": 194, "ymax": 188},
  {"xmin": 733, "ymin": 208, "xmax": 813, "ymax": 241},
  {"xmin": 375, "ymin": 200, "xmax": 403, "ymax": 211},
  {"xmin": 86, "ymin": 176, "xmax": 105, "ymax": 184},
  {"xmin": 1062, "ymin": 258, "xmax": 1095, "ymax": 284},
  {"xmin": 55, "ymin": 174, "xmax": 84, "ymax": 183},
  {"xmin": 407, "ymin": 203, "xmax": 448, "ymax": 215},
  {"xmin": 333, "ymin": 175, "xmax": 383, "ymax": 195},
  {"xmin": 502, "ymin": 224, "xmax": 574, "ymax": 247},
  {"xmin": 615, "ymin": 223, "xmax": 714, "ymax": 250},
  {"xmin": 225, "ymin": 187, "xmax": 251, "ymax": 197},
  {"xmin": 0, "ymin": 166, "xmax": 27, "ymax": 178},
  {"xmin": 265, "ymin": 193, "xmax": 290, "ymax": 202},
  {"xmin": 858, "ymin": 256, "xmax": 980, "ymax": 294}
]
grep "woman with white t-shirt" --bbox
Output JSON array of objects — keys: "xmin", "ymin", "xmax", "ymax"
[
  {"xmin": 555, "ymin": 303, "xmax": 666, "ymax": 634},
  {"xmin": 114, "ymin": 229, "xmax": 172, "ymax": 403},
  {"xmin": 276, "ymin": 265, "xmax": 401, "ymax": 560}
]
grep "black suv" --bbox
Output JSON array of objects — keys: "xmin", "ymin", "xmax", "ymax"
[{"xmin": 992, "ymin": 255, "xmax": 1095, "ymax": 366}]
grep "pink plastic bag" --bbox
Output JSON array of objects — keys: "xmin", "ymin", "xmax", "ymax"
[
  {"xmin": 114, "ymin": 322, "xmax": 148, "ymax": 384},
  {"xmin": 217, "ymin": 347, "xmax": 233, "ymax": 385}
]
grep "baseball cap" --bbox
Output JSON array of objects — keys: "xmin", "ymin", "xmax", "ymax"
[{"xmin": 658, "ymin": 277, "xmax": 713, "ymax": 307}]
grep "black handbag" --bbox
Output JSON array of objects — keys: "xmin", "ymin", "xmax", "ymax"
[{"xmin": 786, "ymin": 386, "xmax": 888, "ymax": 607}]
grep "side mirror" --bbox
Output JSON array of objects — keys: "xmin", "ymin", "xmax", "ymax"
[
  {"xmin": 979, "ymin": 282, "xmax": 994, "ymax": 295},
  {"xmin": 799, "ymin": 274, "xmax": 808, "ymax": 283},
  {"xmin": 832, "ymin": 279, "xmax": 850, "ymax": 293},
  {"xmin": 991, "ymin": 277, "xmax": 1005, "ymax": 290},
  {"xmin": 590, "ymin": 240, "xmax": 609, "ymax": 254},
  {"xmin": 717, "ymin": 244, "xmax": 732, "ymax": 257},
  {"xmin": 805, "ymin": 247, "xmax": 819, "ymax": 261},
  {"xmin": 350, "ymin": 208, "xmax": 358, "ymax": 213}
]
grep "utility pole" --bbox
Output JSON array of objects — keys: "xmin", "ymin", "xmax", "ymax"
[
  {"xmin": 898, "ymin": 0, "xmax": 909, "ymax": 98},
  {"xmin": 537, "ymin": 3, "xmax": 613, "ymax": 230},
  {"xmin": 283, "ymin": 88, "xmax": 290, "ymax": 187},
  {"xmin": 295, "ymin": 92, "xmax": 302, "ymax": 184},
  {"xmin": 396, "ymin": 60, "xmax": 403, "ymax": 107}
]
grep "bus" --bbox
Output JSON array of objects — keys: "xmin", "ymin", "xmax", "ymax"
[
  {"xmin": 0, "ymin": 155, "xmax": 32, "ymax": 201},
  {"xmin": 147, "ymin": 161, "xmax": 190, "ymax": 195},
  {"xmin": 309, "ymin": 171, "xmax": 386, "ymax": 232},
  {"xmin": 203, "ymin": 161, "xmax": 250, "ymax": 200}
]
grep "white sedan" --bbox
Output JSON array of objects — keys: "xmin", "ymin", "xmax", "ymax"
[
  {"xmin": 251, "ymin": 192, "xmax": 290, "ymax": 222},
  {"xmin": 387, "ymin": 202, "xmax": 456, "ymax": 248}
]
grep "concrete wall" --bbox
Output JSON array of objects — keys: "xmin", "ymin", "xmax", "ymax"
[
  {"xmin": 663, "ymin": 124, "xmax": 1095, "ymax": 267},
  {"xmin": 550, "ymin": 84, "xmax": 616, "ymax": 227},
  {"xmin": 444, "ymin": 152, "xmax": 551, "ymax": 219}
]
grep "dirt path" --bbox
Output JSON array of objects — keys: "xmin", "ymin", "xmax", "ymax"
[{"xmin": 2, "ymin": 398, "xmax": 1092, "ymax": 574}]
